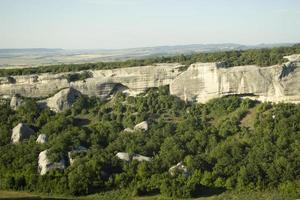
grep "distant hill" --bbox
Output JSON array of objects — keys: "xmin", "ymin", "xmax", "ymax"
[{"xmin": 0, "ymin": 43, "xmax": 295, "ymax": 68}]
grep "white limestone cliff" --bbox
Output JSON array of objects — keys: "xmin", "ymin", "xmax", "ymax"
[
  {"xmin": 170, "ymin": 59, "xmax": 300, "ymax": 103},
  {"xmin": 1, "ymin": 55, "xmax": 300, "ymax": 105}
]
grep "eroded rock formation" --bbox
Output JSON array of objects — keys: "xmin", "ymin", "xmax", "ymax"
[
  {"xmin": 11, "ymin": 123, "xmax": 35, "ymax": 144},
  {"xmin": 38, "ymin": 87, "xmax": 81, "ymax": 112},
  {"xmin": 1, "ymin": 55, "xmax": 300, "ymax": 104},
  {"xmin": 170, "ymin": 55, "xmax": 300, "ymax": 103}
]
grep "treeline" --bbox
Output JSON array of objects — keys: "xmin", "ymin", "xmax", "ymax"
[
  {"xmin": 0, "ymin": 44, "xmax": 300, "ymax": 77},
  {"xmin": 0, "ymin": 87, "xmax": 300, "ymax": 199}
]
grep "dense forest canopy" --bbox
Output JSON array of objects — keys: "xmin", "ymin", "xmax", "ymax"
[
  {"xmin": 0, "ymin": 44, "xmax": 300, "ymax": 77},
  {"xmin": 0, "ymin": 86, "xmax": 300, "ymax": 199}
]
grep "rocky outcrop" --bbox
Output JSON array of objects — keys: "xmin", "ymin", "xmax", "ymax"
[
  {"xmin": 116, "ymin": 152, "xmax": 151, "ymax": 162},
  {"xmin": 38, "ymin": 150, "xmax": 65, "ymax": 175},
  {"xmin": 11, "ymin": 123, "xmax": 35, "ymax": 144},
  {"xmin": 169, "ymin": 162, "xmax": 189, "ymax": 177},
  {"xmin": 0, "ymin": 63, "xmax": 184, "ymax": 100},
  {"xmin": 36, "ymin": 134, "xmax": 47, "ymax": 144},
  {"xmin": 38, "ymin": 87, "xmax": 81, "ymax": 112},
  {"xmin": 1, "ymin": 55, "xmax": 300, "ymax": 104},
  {"xmin": 170, "ymin": 59, "xmax": 300, "ymax": 103},
  {"xmin": 10, "ymin": 95, "xmax": 23, "ymax": 110}
]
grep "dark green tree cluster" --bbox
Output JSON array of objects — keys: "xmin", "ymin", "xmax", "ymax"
[{"xmin": 0, "ymin": 87, "xmax": 300, "ymax": 199}]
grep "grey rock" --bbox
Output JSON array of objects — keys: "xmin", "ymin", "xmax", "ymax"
[
  {"xmin": 36, "ymin": 134, "xmax": 47, "ymax": 144},
  {"xmin": 10, "ymin": 95, "xmax": 23, "ymax": 110},
  {"xmin": 11, "ymin": 123, "xmax": 35, "ymax": 144},
  {"xmin": 39, "ymin": 87, "xmax": 81, "ymax": 112},
  {"xmin": 38, "ymin": 150, "xmax": 65, "ymax": 175}
]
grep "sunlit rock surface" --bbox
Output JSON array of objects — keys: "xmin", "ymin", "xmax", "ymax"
[
  {"xmin": 1, "ymin": 55, "xmax": 300, "ymax": 104},
  {"xmin": 11, "ymin": 123, "xmax": 35, "ymax": 144},
  {"xmin": 38, "ymin": 150, "xmax": 65, "ymax": 175},
  {"xmin": 170, "ymin": 58, "xmax": 300, "ymax": 103}
]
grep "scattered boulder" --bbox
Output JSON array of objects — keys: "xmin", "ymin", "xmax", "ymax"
[
  {"xmin": 68, "ymin": 146, "xmax": 88, "ymax": 166},
  {"xmin": 10, "ymin": 95, "xmax": 23, "ymax": 110},
  {"xmin": 116, "ymin": 152, "xmax": 151, "ymax": 162},
  {"xmin": 39, "ymin": 87, "xmax": 81, "ymax": 112},
  {"xmin": 36, "ymin": 134, "xmax": 47, "ymax": 144},
  {"xmin": 11, "ymin": 123, "xmax": 35, "ymax": 144},
  {"xmin": 169, "ymin": 162, "xmax": 189, "ymax": 177},
  {"xmin": 38, "ymin": 150, "xmax": 65, "ymax": 175},
  {"xmin": 134, "ymin": 121, "xmax": 148, "ymax": 131}
]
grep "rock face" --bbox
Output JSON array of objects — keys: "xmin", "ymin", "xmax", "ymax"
[
  {"xmin": 11, "ymin": 123, "xmax": 35, "ymax": 144},
  {"xmin": 170, "ymin": 58, "xmax": 300, "ymax": 103},
  {"xmin": 39, "ymin": 87, "xmax": 81, "ymax": 112},
  {"xmin": 116, "ymin": 152, "xmax": 151, "ymax": 162},
  {"xmin": 38, "ymin": 150, "xmax": 65, "ymax": 175},
  {"xmin": 169, "ymin": 162, "xmax": 189, "ymax": 177},
  {"xmin": 36, "ymin": 134, "xmax": 47, "ymax": 144},
  {"xmin": 134, "ymin": 121, "xmax": 148, "ymax": 131},
  {"xmin": 0, "ymin": 63, "xmax": 184, "ymax": 100},
  {"xmin": 1, "ymin": 55, "xmax": 300, "ymax": 104}
]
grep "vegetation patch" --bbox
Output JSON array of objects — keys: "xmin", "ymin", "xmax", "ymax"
[{"xmin": 0, "ymin": 86, "xmax": 300, "ymax": 199}]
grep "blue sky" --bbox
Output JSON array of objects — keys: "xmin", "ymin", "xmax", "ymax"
[{"xmin": 0, "ymin": 0, "xmax": 300, "ymax": 49}]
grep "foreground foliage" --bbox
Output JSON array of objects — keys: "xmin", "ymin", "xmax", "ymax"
[{"xmin": 0, "ymin": 86, "xmax": 300, "ymax": 199}]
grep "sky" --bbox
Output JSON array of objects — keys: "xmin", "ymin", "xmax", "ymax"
[{"xmin": 0, "ymin": 0, "xmax": 300, "ymax": 49}]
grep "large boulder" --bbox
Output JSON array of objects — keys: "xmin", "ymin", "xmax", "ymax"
[
  {"xmin": 134, "ymin": 121, "xmax": 148, "ymax": 131},
  {"xmin": 36, "ymin": 134, "xmax": 47, "ymax": 144},
  {"xmin": 39, "ymin": 87, "xmax": 81, "ymax": 112},
  {"xmin": 38, "ymin": 150, "xmax": 65, "ymax": 175},
  {"xmin": 10, "ymin": 95, "xmax": 23, "ymax": 110},
  {"xmin": 11, "ymin": 123, "xmax": 35, "ymax": 144}
]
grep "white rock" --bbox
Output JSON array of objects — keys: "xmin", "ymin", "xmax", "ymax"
[
  {"xmin": 170, "ymin": 60, "xmax": 300, "ymax": 103},
  {"xmin": 39, "ymin": 87, "xmax": 81, "ymax": 112},
  {"xmin": 38, "ymin": 150, "xmax": 65, "ymax": 175},
  {"xmin": 10, "ymin": 95, "xmax": 23, "ymax": 110},
  {"xmin": 132, "ymin": 154, "xmax": 151, "ymax": 162},
  {"xmin": 11, "ymin": 123, "xmax": 35, "ymax": 144},
  {"xmin": 134, "ymin": 121, "xmax": 148, "ymax": 131},
  {"xmin": 116, "ymin": 152, "xmax": 130, "ymax": 161},
  {"xmin": 116, "ymin": 152, "xmax": 151, "ymax": 162},
  {"xmin": 36, "ymin": 134, "xmax": 47, "ymax": 144}
]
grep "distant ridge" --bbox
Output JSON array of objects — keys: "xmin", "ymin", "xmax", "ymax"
[{"xmin": 0, "ymin": 43, "xmax": 297, "ymax": 68}]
